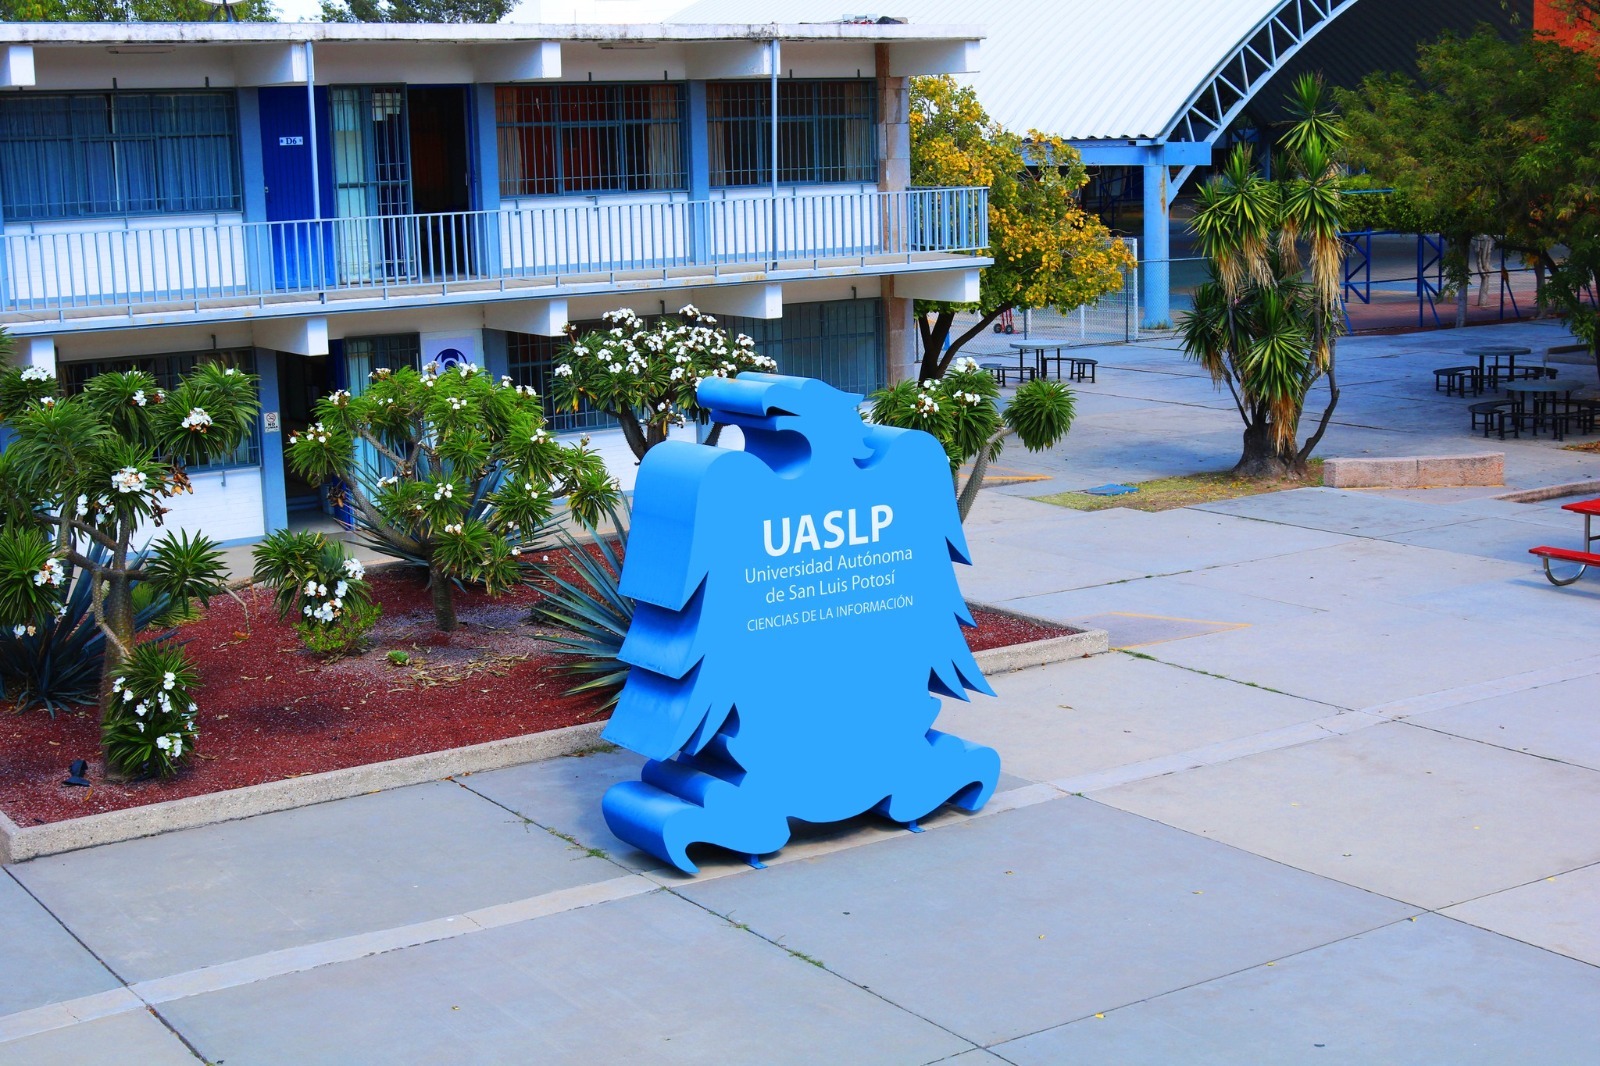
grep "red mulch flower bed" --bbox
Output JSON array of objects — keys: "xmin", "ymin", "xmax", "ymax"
[{"xmin": 0, "ymin": 566, "xmax": 1071, "ymax": 828}]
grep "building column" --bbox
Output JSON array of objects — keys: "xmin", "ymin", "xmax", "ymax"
[
  {"xmin": 878, "ymin": 47, "xmax": 915, "ymax": 384},
  {"xmin": 1142, "ymin": 163, "xmax": 1171, "ymax": 329},
  {"xmin": 686, "ymin": 80, "xmax": 710, "ymax": 265},
  {"xmin": 255, "ymin": 349, "xmax": 289, "ymax": 535}
]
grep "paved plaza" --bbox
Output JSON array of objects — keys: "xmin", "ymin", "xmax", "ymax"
[{"xmin": 7, "ymin": 321, "xmax": 1600, "ymax": 1064}]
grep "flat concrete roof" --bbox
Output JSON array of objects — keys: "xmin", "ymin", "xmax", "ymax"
[{"xmin": 0, "ymin": 21, "xmax": 982, "ymax": 46}]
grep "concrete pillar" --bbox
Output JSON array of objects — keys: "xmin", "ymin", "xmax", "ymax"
[
  {"xmin": 1142, "ymin": 163, "xmax": 1171, "ymax": 328},
  {"xmin": 878, "ymin": 46, "xmax": 915, "ymax": 384},
  {"xmin": 686, "ymin": 80, "xmax": 710, "ymax": 265},
  {"xmin": 255, "ymin": 349, "xmax": 289, "ymax": 535}
]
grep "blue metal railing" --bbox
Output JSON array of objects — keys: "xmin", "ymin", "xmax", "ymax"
[{"xmin": 0, "ymin": 186, "xmax": 987, "ymax": 318}]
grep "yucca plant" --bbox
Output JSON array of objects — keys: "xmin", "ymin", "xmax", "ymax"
[
  {"xmin": 101, "ymin": 642, "xmax": 200, "ymax": 781},
  {"xmin": 1179, "ymin": 75, "xmax": 1347, "ymax": 478},
  {"xmin": 869, "ymin": 358, "xmax": 1076, "ymax": 520},
  {"xmin": 529, "ymin": 503, "xmax": 633, "ymax": 710}
]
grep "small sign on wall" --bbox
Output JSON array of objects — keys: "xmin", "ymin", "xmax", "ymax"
[
  {"xmin": 263, "ymin": 411, "xmax": 280, "ymax": 433},
  {"xmin": 278, "ymin": 136, "xmax": 304, "ymax": 147}
]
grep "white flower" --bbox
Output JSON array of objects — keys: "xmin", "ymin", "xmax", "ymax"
[
  {"xmin": 131, "ymin": 390, "xmax": 147, "ymax": 407},
  {"xmin": 112, "ymin": 677, "xmax": 124, "ymax": 692},
  {"xmin": 554, "ymin": 364, "xmax": 574, "ymax": 378},
  {"xmin": 20, "ymin": 365, "xmax": 53, "ymax": 382},
  {"xmin": 335, "ymin": 580, "xmax": 348, "ymax": 598},
  {"xmin": 950, "ymin": 356, "xmax": 981, "ymax": 374},
  {"xmin": 342, "ymin": 558, "xmax": 365, "ymax": 581},
  {"xmin": 134, "ymin": 701, "xmax": 148, "ymax": 717},
  {"xmin": 162, "ymin": 671, "xmax": 176, "ymax": 691},
  {"xmin": 304, "ymin": 579, "xmax": 319, "ymax": 596},
  {"xmin": 188, "ymin": 702, "xmax": 197, "ymax": 712},
  {"xmin": 156, "ymin": 734, "xmax": 172, "ymax": 751},
  {"xmin": 136, "ymin": 721, "xmax": 145, "ymax": 733},
  {"xmin": 111, "ymin": 466, "xmax": 148, "ymax": 495},
  {"xmin": 224, "ymin": 367, "xmax": 238, "ymax": 376},
  {"xmin": 303, "ymin": 604, "xmax": 313, "ymax": 616},
  {"xmin": 75, "ymin": 494, "xmax": 89, "ymax": 517},
  {"xmin": 181, "ymin": 407, "xmax": 213, "ymax": 432},
  {"xmin": 34, "ymin": 558, "xmax": 65, "ymax": 588},
  {"xmin": 608, "ymin": 363, "xmax": 623, "ymax": 374},
  {"xmin": 11, "ymin": 624, "xmax": 24, "ymax": 638},
  {"xmin": 123, "ymin": 689, "xmax": 134, "ymax": 702}
]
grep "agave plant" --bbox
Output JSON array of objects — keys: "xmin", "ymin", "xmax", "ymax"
[
  {"xmin": 529, "ymin": 502, "xmax": 633, "ymax": 710},
  {"xmin": 0, "ymin": 539, "xmax": 170, "ymax": 717}
]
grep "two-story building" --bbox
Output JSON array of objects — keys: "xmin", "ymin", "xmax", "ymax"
[{"xmin": 0, "ymin": 20, "xmax": 988, "ymax": 543}]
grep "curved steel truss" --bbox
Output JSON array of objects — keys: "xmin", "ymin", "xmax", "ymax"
[{"xmin": 1163, "ymin": 0, "xmax": 1360, "ymax": 145}]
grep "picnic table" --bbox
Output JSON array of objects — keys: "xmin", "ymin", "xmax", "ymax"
[
  {"xmin": 1503, "ymin": 376, "xmax": 1583, "ymax": 440},
  {"xmin": 1529, "ymin": 497, "xmax": 1600, "ymax": 585},
  {"xmin": 1007, "ymin": 341, "xmax": 1097, "ymax": 382},
  {"xmin": 1463, "ymin": 344, "xmax": 1533, "ymax": 390}
]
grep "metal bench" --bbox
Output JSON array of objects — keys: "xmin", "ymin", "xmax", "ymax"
[
  {"xmin": 1529, "ymin": 497, "xmax": 1600, "ymax": 585},
  {"xmin": 1469, "ymin": 400, "xmax": 1516, "ymax": 438},
  {"xmin": 1067, "ymin": 357, "xmax": 1098, "ymax": 383},
  {"xmin": 978, "ymin": 361, "xmax": 1036, "ymax": 387},
  {"xmin": 1433, "ymin": 365, "xmax": 1481, "ymax": 397}
]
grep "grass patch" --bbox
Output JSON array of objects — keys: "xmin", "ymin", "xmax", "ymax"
[{"xmin": 1036, "ymin": 460, "xmax": 1324, "ymax": 513}]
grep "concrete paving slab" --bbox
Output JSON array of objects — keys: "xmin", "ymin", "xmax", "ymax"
[
  {"xmin": 931, "ymin": 654, "xmax": 1337, "ymax": 785},
  {"xmin": 1147, "ymin": 599, "xmax": 1600, "ymax": 710},
  {"xmin": 1003, "ymin": 574, "xmax": 1323, "ymax": 631},
  {"xmin": 1397, "ymin": 571, "xmax": 1600, "ymax": 628},
  {"xmin": 1056, "ymin": 612, "xmax": 1247, "ymax": 649},
  {"xmin": 1386, "ymin": 515, "xmax": 1595, "ymax": 565},
  {"xmin": 1403, "ymin": 674, "xmax": 1600, "ymax": 772},
  {"xmin": 677, "ymin": 799, "xmax": 1413, "ymax": 1047},
  {"xmin": 1194, "ymin": 487, "xmax": 1483, "ymax": 538},
  {"xmin": 1174, "ymin": 537, "xmax": 1523, "ymax": 612},
  {"xmin": 0, "ymin": 1008, "xmax": 197, "ymax": 1066},
  {"xmin": 1442, "ymin": 863, "xmax": 1600, "ymax": 965},
  {"xmin": 1097, "ymin": 722, "xmax": 1600, "ymax": 910},
  {"xmin": 158, "ymin": 890, "xmax": 971, "ymax": 1066},
  {"xmin": 994, "ymin": 915, "xmax": 1600, "ymax": 1065},
  {"xmin": 0, "ymin": 874, "xmax": 119, "ymax": 1018},
  {"xmin": 10, "ymin": 781, "xmax": 618, "ymax": 983}
]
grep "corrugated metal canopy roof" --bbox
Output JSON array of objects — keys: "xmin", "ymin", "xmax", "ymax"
[{"xmin": 670, "ymin": 0, "xmax": 1528, "ymax": 142}]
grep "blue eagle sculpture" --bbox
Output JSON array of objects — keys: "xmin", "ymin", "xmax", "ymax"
[{"xmin": 601, "ymin": 373, "xmax": 1000, "ymax": 873}]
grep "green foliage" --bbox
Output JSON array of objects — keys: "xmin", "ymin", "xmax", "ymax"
[
  {"xmin": 555, "ymin": 307, "xmax": 779, "ymax": 461},
  {"xmin": 251, "ymin": 530, "xmax": 378, "ymax": 656},
  {"xmin": 1179, "ymin": 76, "xmax": 1347, "ymax": 477},
  {"xmin": 285, "ymin": 360, "xmax": 616, "ymax": 631},
  {"xmin": 909, "ymin": 75, "xmax": 1135, "ymax": 377},
  {"xmin": 870, "ymin": 359, "xmax": 1075, "ymax": 521},
  {"xmin": 530, "ymin": 506, "xmax": 632, "ymax": 711},
  {"xmin": 319, "ymin": 0, "xmax": 510, "ymax": 22},
  {"xmin": 102, "ymin": 642, "xmax": 199, "ymax": 781},
  {"xmin": 386, "ymin": 649, "xmax": 411, "ymax": 666},
  {"xmin": 0, "ymin": 540, "xmax": 168, "ymax": 716},
  {"xmin": 0, "ymin": 344, "xmax": 250, "ymax": 761},
  {"xmin": 0, "ymin": 0, "xmax": 276, "ymax": 19}
]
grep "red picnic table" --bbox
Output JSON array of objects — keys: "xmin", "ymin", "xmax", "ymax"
[{"xmin": 1529, "ymin": 496, "xmax": 1600, "ymax": 586}]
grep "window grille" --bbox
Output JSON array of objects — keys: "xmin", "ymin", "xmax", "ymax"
[
  {"xmin": 496, "ymin": 84, "xmax": 687, "ymax": 198},
  {"xmin": 708, "ymin": 80, "xmax": 876, "ymax": 188},
  {"xmin": 0, "ymin": 92, "xmax": 240, "ymax": 221},
  {"xmin": 506, "ymin": 328, "xmax": 621, "ymax": 434},
  {"xmin": 60, "ymin": 350, "xmax": 260, "ymax": 470},
  {"xmin": 720, "ymin": 298, "xmax": 884, "ymax": 395}
]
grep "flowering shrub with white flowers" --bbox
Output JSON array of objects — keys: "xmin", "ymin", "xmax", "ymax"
[
  {"xmin": 285, "ymin": 360, "xmax": 617, "ymax": 631},
  {"xmin": 554, "ymin": 306, "xmax": 779, "ymax": 460},
  {"xmin": 101, "ymin": 642, "xmax": 200, "ymax": 780},
  {"xmin": 0, "ymin": 339, "xmax": 255, "ymax": 772},
  {"xmin": 251, "ymin": 531, "xmax": 379, "ymax": 657},
  {"xmin": 869, "ymin": 357, "xmax": 1077, "ymax": 521}
]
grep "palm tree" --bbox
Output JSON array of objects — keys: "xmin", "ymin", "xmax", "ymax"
[{"xmin": 1179, "ymin": 75, "xmax": 1348, "ymax": 478}]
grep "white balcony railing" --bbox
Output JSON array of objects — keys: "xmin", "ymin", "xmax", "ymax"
[{"xmin": 0, "ymin": 186, "xmax": 988, "ymax": 317}]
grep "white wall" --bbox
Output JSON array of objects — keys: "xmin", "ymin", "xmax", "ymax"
[{"xmin": 135, "ymin": 467, "xmax": 266, "ymax": 546}]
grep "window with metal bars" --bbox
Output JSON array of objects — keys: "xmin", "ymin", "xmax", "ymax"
[
  {"xmin": 505, "ymin": 328, "xmax": 620, "ymax": 433},
  {"xmin": 0, "ymin": 92, "xmax": 240, "ymax": 222},
  {"xmin": 343, "ymin": 333, "xmax": 421, "ymax": 395},
  {"xmin": 495, "ymin": 84, "xmax": 687, "ymax": 198},
  {"xmin": 60, "ymin": 350, "xmax": 260, "ymax": 470},
  {"xmin": 707, "ymin": 80, "xmax": 876, "ymax": 188},
  {"xmin": 719, "ymin": 298, "xmax": 884, "ymax": 395}
]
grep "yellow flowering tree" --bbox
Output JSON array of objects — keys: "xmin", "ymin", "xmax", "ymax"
[{"xmin": 910, "ymin": 76, "xmax": 1134, "ymax": 380}]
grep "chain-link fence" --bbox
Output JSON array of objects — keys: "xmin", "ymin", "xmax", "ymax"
[{"xmin": 945, "ymin": 238, "xmax": 1142, "ymax": 356}]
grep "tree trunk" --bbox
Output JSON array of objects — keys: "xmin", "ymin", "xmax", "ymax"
[
  {"xmin": 1534, "ymin": 259, "xmax": 1547, "ymax": 319},
  {"xmin": 98, "ymin": 572, "xmax": 136, "ymax": 779},
  {"xmin": 1233, "ymin": 418, "xmax": 1298, "ymax": 480},
  {"xmin": 428, "ymin": 557, "xmax": 458, "ymax": 632},
  {"xmin": 616, "ymin": 412, "xmax": 650, "ymax": 461}
]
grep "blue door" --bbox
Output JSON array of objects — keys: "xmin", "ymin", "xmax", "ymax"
[{"xmin": 258, "ymin": 87, "xmax": 333, "ymax": 290}]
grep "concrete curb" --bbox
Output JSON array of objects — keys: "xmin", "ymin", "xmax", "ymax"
[
  {"xmin": 1324, "ymin": 453, "xmax": 1503, "ymax": 489},
  {"xmin": 1495, "ymin": 479, "xmax": 1600, "ymax": 504},
  {"xmin": 0, "ymin": 616, "xmax": 1104, "ymax": 865},
  {"xmin": 0, "ymin": 720, "xmax": 608, "ymax": 865},
  {"xmin": 970, "ymin": 603, "xmax": 1110, "ymax": 671}
]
